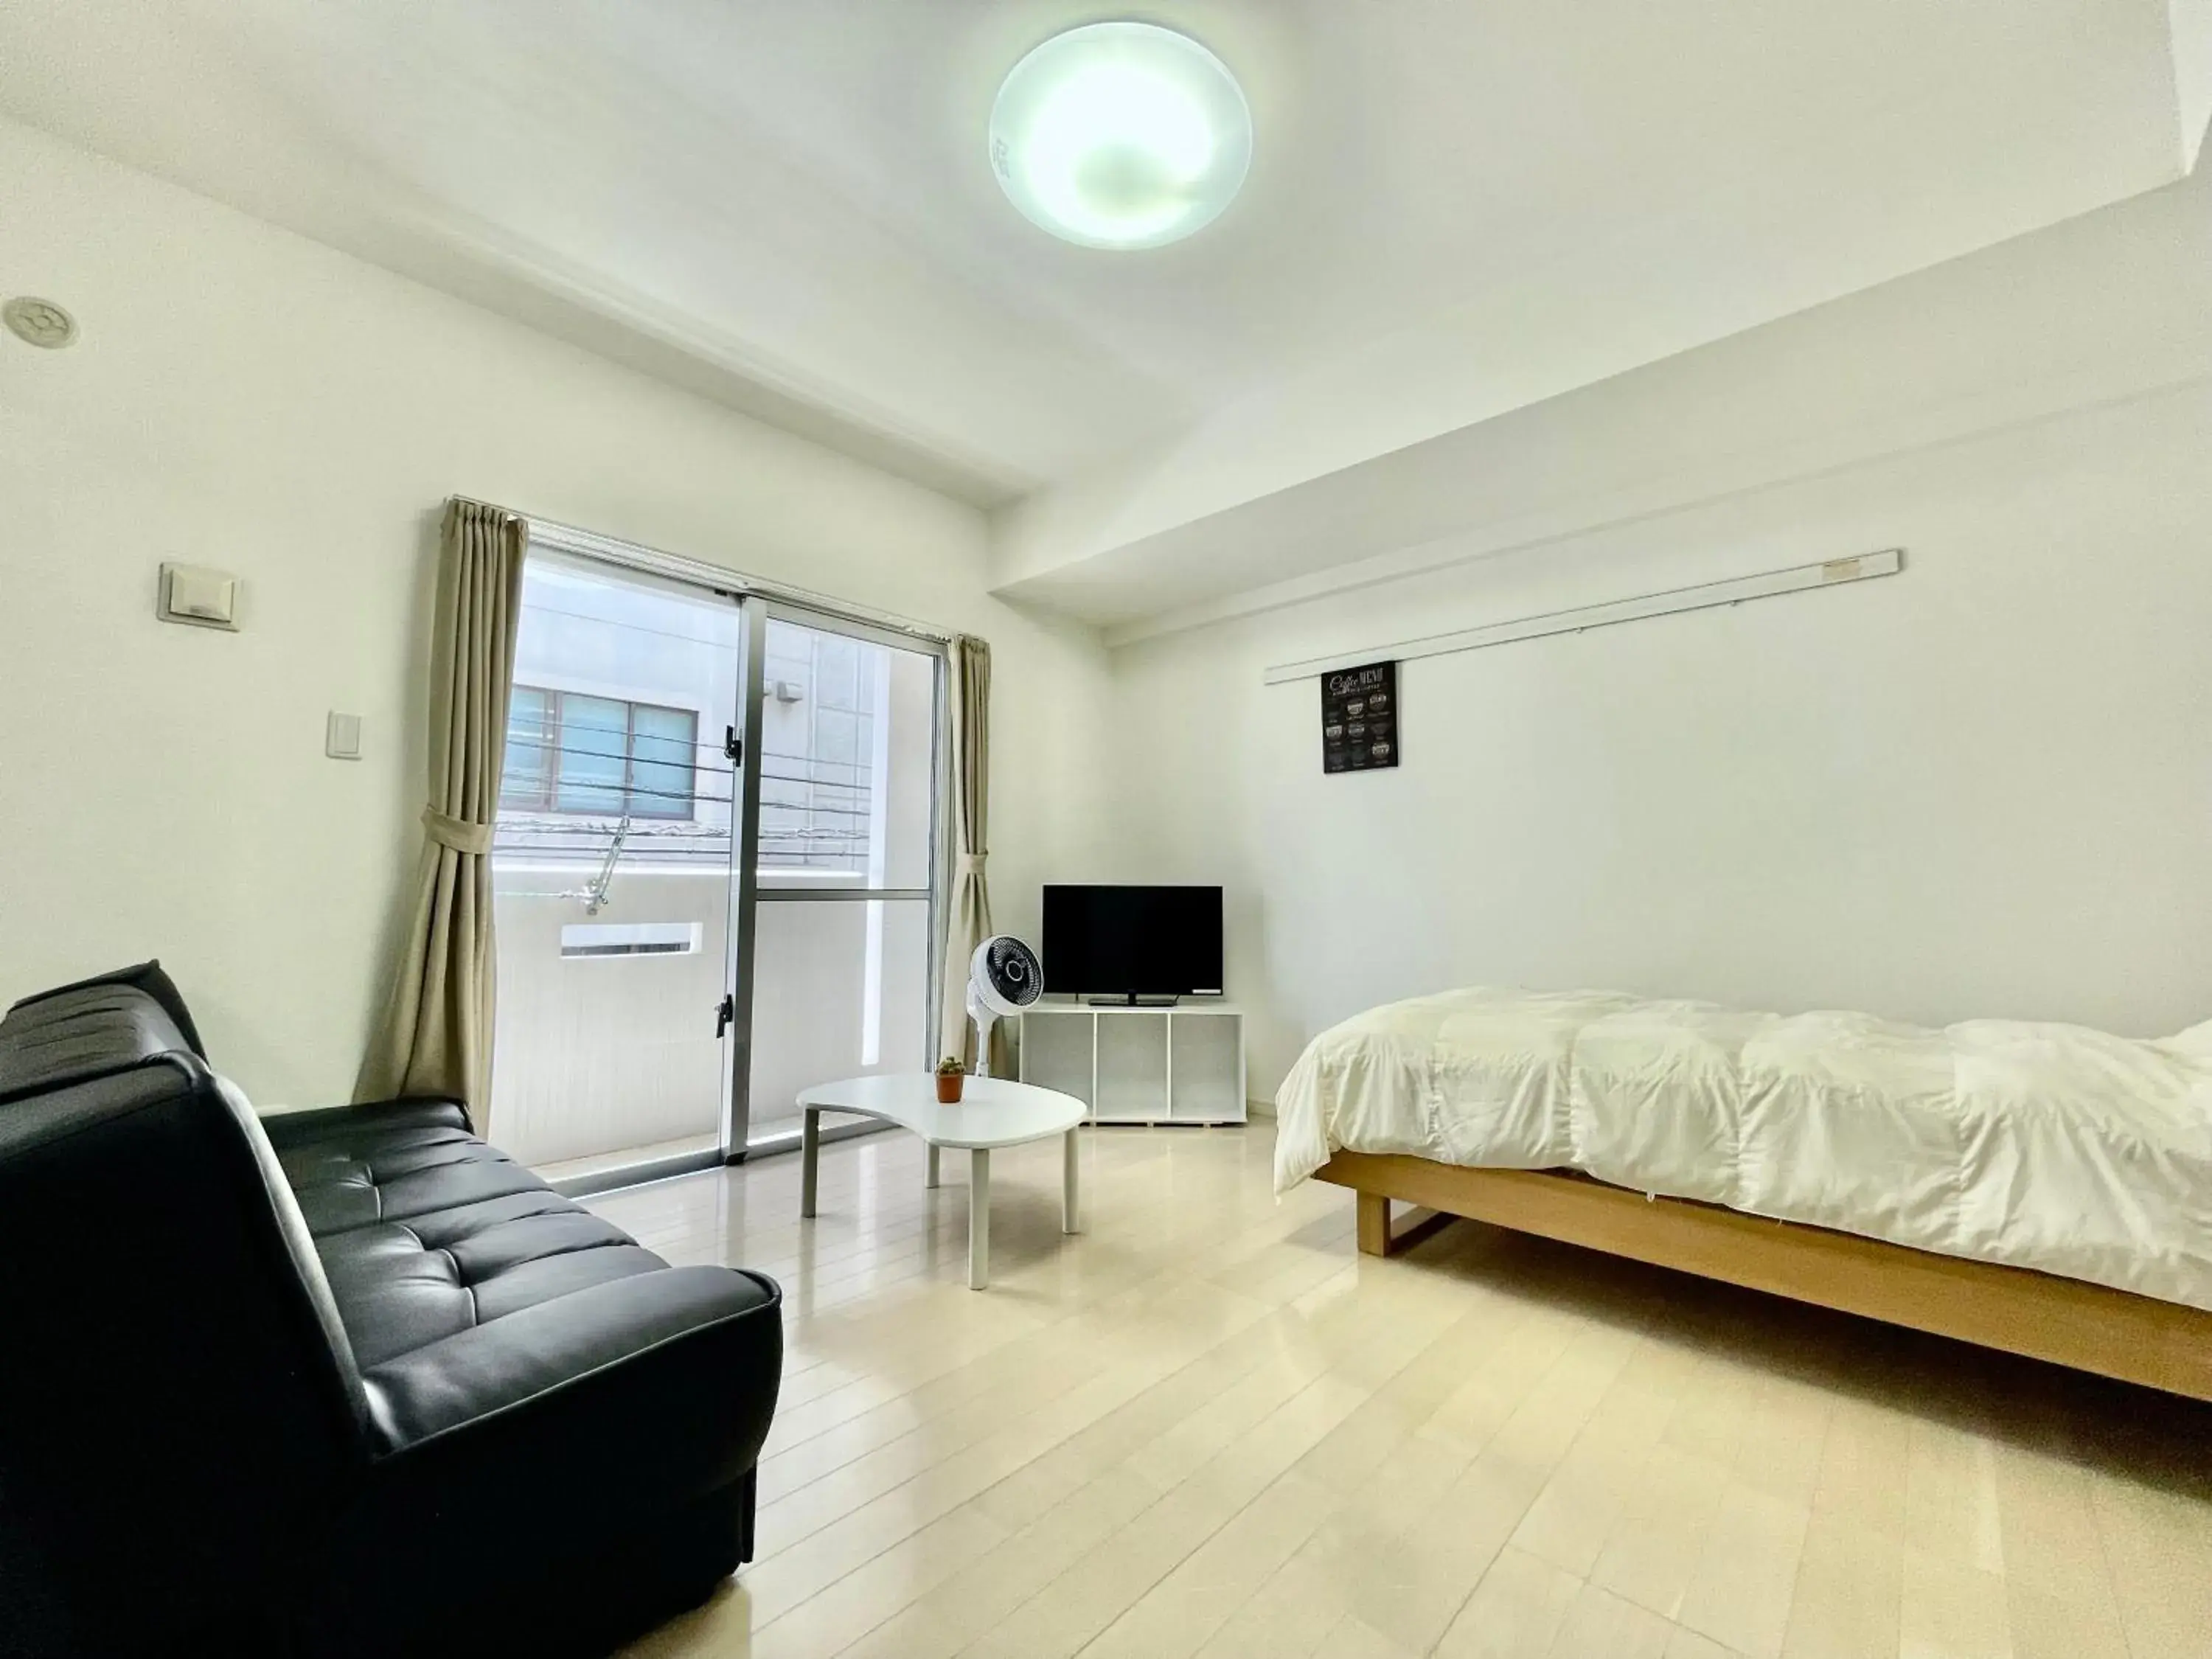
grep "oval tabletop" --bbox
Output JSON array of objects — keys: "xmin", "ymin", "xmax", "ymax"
[{"xmin": 795, "ymin": 1074, "xmax": 1086, "ymax": 1150}]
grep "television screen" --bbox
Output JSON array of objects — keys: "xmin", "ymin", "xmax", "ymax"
[{"xmin": 1042, "ymin": 885, "xmax": 1224, "ymax": 998}]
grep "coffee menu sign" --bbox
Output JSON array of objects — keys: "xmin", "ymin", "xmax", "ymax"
[{"xmin": 1320, "ymin": 661, "xmax": 1399, "ymax": 773}]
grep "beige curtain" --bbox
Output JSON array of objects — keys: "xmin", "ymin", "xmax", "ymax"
[
  {"xmin": 939, "ymin": 636, "xmax": 994, "ymax": 1070},
  {"xmin": 356, "ymin": 499, "xmax": 526, "ymax": 1124}
]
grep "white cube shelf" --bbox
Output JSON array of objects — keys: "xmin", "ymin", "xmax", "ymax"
[{"xmin": 1019, "ymin": 1001, "xmax": 1246, "ymax": 1126}]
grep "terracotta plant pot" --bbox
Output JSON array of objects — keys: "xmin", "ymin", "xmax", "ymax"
[{"xmin": 936, "ymin": 1071, "xmax": 964, "ymax": 1104}]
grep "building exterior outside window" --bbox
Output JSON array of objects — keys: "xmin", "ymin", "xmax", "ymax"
[
  {"xmin": 758, "ymin": 621, "xmax": 880, "ymax": 877},
  {"xmin": 501, "ymin": 687, "xmax": 700, "ymax": 820}
]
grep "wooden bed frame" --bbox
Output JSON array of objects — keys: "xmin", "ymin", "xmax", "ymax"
[{"xmin": 1315, "ymin": 1150, "xmax": 2212, "ymax": 1403}]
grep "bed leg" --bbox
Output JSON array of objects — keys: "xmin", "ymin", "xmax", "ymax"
[
  {"xmin": 1357, "ymin": 1191, "xmax": 1393, "ymax": 1256},
  {"xmin": 1356, "ymin": 1190, "xmax": 1453, "ymax": 1258}
]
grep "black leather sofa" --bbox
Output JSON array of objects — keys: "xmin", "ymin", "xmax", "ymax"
[{"xmin": 0, "ymin": 963, "xmax": 781, "ymax": 1658}]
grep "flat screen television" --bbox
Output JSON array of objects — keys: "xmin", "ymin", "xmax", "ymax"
[{"xmin": 1042, "ymin": 884, "xmax": 1224, "ymax": 1001}]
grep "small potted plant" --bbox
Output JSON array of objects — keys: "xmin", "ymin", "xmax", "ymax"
[{"xmin": 934, "ymin": 1056, "xmax": 966, "ymax": 1104}]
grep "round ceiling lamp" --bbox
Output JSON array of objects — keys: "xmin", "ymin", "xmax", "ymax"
[{"xmin": 990, "ymin": 21, "xmax": 1251, "ymax": 250}]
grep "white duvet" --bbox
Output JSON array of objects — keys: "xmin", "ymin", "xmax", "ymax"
[{"xmin": 1276, "ymin": 987, "xmax": 2212, "ymax": 1312}]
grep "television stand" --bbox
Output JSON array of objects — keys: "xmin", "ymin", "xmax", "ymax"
[
  {"xmin": 1083, "ymin": 993, "xmax": 1180, "ymax": 1008},
  {"xmin": 1018, "ymin": 1001, "xmax": 1246, "ymax": 1126}
]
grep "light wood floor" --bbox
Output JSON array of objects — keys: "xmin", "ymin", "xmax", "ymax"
[{"xmin": 587, "ymin": 1123, "xmax": 2212, "ymax": 1659}]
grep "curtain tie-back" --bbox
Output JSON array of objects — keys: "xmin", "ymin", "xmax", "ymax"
[
  {"xmin": 957, "ymin": 853, "xmax": 988, "ymax": 876},
  {"xmin": 421, "ymin": 807, "xmax": 495, "ymax": 857}
]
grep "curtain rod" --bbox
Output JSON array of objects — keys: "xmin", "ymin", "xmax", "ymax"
[
  {"xmin": 463, "ymin": 499, "xmax": 959, "ymax": 647},
  {"xmin": 1262, "ymin": 549, "xmax": 1903, "ymax": 684}
]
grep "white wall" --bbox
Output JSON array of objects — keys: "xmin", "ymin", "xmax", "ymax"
[
  {"xmin": 15, "ymin": 102, "xmax": 2212, "ymax": 1119},
  {"xmin": 0, "ymin": 115, "xmax": 1114, "ymax": 1105},
  {"xmin": 1102, "ymin": 326, "xmax": 2212, "ymax": 1097}
]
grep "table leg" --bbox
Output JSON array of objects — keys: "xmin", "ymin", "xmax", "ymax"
[
  {"xmin": 968, "ymin": 1147, "xmax": 991, "ymax": 1290},
  {"xmin": 927, "ymin": 1143, "xmax": 940, "ymax": 1189},
  {"xmin": 801, "ymin": 1107, "xmax": 821, "ymax": 1219},
  {"xmin": 1062, "ymin": 1127, "xmax": 1082, "ymax": 1234}
]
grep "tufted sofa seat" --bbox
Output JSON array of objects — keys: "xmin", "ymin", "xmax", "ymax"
[
  {"xmin": 0, "ymin": 963, "xmax": 782, "ymax": 1659},
  {"xmin": 269, "ymin": 1100, "xmax": 686, "ymax": 1369}
]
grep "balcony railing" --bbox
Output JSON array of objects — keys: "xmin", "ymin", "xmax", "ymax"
[{"xmin": 493, "ymin": 751, "xmax": 880, "ymax": 876}]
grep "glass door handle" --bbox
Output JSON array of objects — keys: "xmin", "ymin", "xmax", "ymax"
[{"xmin": 715, "ymin": 993, "xmax": 736, "ymax": 1038}]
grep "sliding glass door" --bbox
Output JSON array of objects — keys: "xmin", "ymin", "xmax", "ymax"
[
  {"xmin": 739, "ymin": 605, "xmax": 944, "ymax": 1151},
  {"xmin": 489, "ymin": 551, "xmax": 747, "ymax": 1186},
  {"xmin": 487, "ymin": 542, "xmax": 945, "ymax": 1186}
]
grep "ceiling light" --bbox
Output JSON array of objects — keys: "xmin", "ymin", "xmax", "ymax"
[{"xmin": 990, "ymin": 21, "xmax": 1252, "ymax": 250}]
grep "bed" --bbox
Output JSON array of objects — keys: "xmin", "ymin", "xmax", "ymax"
[{"xmin": 1275, "ymin": 987, "xmax": 2212, "ymax": 1400}]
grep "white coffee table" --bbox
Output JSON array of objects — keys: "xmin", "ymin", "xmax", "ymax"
[{"xmin": 796, "ymin": 1074, "xmax": 1087, "ymax": 1290}]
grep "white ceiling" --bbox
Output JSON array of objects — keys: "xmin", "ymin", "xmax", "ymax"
[{"xmin": 3, "ymin": 1, "xmax": 2207, "ymax": 625}]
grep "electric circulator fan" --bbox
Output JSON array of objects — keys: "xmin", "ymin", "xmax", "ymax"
[{"xmin": 966, "ymin": 935, "xmax": 1042, "ymax": 1077}]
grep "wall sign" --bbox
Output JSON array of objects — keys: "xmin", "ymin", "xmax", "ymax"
[{"xmin": 1321, "ymin": 660, "xmax": 1398, "ymax": 773}]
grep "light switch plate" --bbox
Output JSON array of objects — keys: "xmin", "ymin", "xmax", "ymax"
[
  {"xmin": 325, "ymin": 712, "xmax": 363, "ymax": 760},
  {"xmin": 157, "ymin": 563, "xmax": 240, "ymax": 630}
]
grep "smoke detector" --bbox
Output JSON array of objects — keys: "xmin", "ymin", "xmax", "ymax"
[{"xmin": 4, "ymin": 297, "xmax": 80, "ymax": 349}]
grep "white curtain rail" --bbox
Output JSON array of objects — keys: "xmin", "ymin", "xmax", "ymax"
[{"xmin": 1261, "ymin": 549, "xmax": 1903, "ymax": 686}]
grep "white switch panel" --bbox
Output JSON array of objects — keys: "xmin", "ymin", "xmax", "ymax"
[
  {"xmin": 156, "ymin": 563, "xmax": 240, "ymax": 630},
  {"xmin": 325, "ymin": 712, "xmax": 363, "ymax": 761}
]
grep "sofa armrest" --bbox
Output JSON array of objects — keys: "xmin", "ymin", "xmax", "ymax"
[
  {"xmin": 302, "ymin": 1267, "xmax": 781, "ymax": 1654},
  {"xmin": 259, "ymin": 1095, "xmax": 470, "ymax": 1149}
]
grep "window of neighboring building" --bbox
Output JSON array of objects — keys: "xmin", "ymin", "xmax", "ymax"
[{"xmin": 501, "ymin": 687, "xmax": 699, "ymax": 820}]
